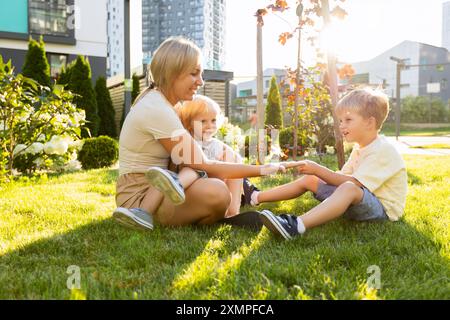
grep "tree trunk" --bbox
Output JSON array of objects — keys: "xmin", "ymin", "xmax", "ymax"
[{"xmin": 321, "ymin": 0, "xmax": 345, "ymax": 169}]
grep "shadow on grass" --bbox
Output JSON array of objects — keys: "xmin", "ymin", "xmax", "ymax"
[
  {"xmin": 1, "ymin": 202, "xmax": 448, "ymax": 300},
  {"xmin": 168, "ymin": 199, "xmax": 450, "ymax": 299}
]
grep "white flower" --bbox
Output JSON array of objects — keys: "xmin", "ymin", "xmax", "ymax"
[
  {"xmin": 13, "ymin": 144, "xmax": 28, "ymax": 156},
  {"xmin": 0, "ymin": 121, "xmax": 8, "ymax": 131},
  {"xmin": 309, "ymin": 134, "xmax": 318, "ymax": 144},
  {"xmin": 28, "ymin": 142, "xmax": 44, "ymax": 155},
  {"xmin": 73, "ymin": 111, "xmax": 85, "ymax": 125},
  {"xmin": 325, "ymin": 145, "xmax": 335, "ymax": 155},
  {"xmin": 70, "ymin": 139, "xmax": 84, "ymax": 151},
  {"xmin": 65, "ymin": 159, "xmax": 82, "ymax": 171},
  {"xmin": 33, "ymin": 157, "xmax": 44, "ymax": 167},
  {"xmin": 37, "ymin": 133, "xmax": 46, "ymax": 142},
  {"xmin": 38, "ymin": 112, "xmax": 51, "ymax": 122},
  {"xmin": 44, "ymin": 136, "xmax": 68, "ymax": 155}
]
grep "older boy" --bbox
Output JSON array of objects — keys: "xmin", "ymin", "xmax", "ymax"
[{"xmin": 257, "ymin": 88, "xmax": 408, "ymax": 240}]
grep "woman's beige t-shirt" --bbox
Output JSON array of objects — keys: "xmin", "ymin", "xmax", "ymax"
[{"xmin": 118, "ymin": 90, "xmax": 186, "ymax": 175}]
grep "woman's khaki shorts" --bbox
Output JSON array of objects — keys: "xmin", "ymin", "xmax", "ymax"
[{"xmin": 116, "ymin": 173, "xmax": 175, "ymax": 224}]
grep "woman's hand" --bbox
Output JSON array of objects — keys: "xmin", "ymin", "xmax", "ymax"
[{"xmin": 261, "ymin": 163, "xmax": 287, "ymax": 176}]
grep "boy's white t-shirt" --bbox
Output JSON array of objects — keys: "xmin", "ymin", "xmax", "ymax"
[
  {"xmin": 118, "ymin": 90, "xmax": 186, "ymax": 175},
  {"xmin": 341, "ymin": 135, "xmax": 408, "ymax": 221}
]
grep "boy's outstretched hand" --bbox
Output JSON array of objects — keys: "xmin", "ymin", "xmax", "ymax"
[{"xmin": 295, "ymin": 160, "xmax": 319, "ymax": 175}]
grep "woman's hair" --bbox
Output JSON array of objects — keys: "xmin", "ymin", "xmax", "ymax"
[
  {"xmin": 336, "ymin": 87, "xmax": 389, "ymax": 130},
  {"xmin": 176, "ymin": 95, "xmax": 224, "ymax": 134},
  {"xmin": 133, "ymin": 36, "xmax": 202, "ymax": 105}
]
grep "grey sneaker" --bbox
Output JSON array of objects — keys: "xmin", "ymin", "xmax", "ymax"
[
  {"xmin": 113, "ymin": 207, "xmax": 153, "ymax": 231},
  {"xmin": 145, "ymin": 167, "xmax": 185, "ymax": 205}
]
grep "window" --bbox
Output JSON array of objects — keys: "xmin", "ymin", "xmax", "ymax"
[
  {"xmin": 29, "ymin": 0, "xmax": 71, "ymax": 37},
  {"xmin": 48, "ymin": 53, "xmax": 67, "ymax": 79}
]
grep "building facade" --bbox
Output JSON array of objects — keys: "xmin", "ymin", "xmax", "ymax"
[
  {"xmin": 142, "ymin": 0, "xmax": 226, "ymax": 70},
  {"xmin": 0, "ymin": 0, "xmax": 107, "ymax": 83},
  {"xmin": 348, "ymin": 40, "xmax": 450, "ymax": 102},
  {"xmin": 442, "ymin": 1, "xmax": 450, "ymax": 52},
  {"xmin": 106, "ymin": 0, "xmax": 142, "ymax": 77}
]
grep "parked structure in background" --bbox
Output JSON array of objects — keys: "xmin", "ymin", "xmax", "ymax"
[
  {"xmin": 0, "ymin": 0, "xmax": 107, "ymax": 83},
  {"xmin": 233, "ymin": 68, "xmax": 288, "ymax": 123},
  {"xmin": 142, "ymin": 0, "xmax": 226, "ymax": 70},
  {"xmin": 346, "ymin": 40, "xmax": 450, "ymax": 102},
  {"xmin": 107, "ymin": 69, "xmax": 233, "ymax": 134},
  {"xmin": 106, "ymin": 0, "xmax": 142, "ymax": 77},
  {"xmin": 442, "ymin": 1, "xmax": 450, "ymax": 52}
]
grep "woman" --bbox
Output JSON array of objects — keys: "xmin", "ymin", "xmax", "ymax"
[{"xmin": 113, "ymin": 36, "xmax": 292, "ymax": 231}]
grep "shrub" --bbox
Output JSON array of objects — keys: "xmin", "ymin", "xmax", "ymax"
[
  {"xmin": 0, "ymin": 56, "xmax": 85, "ymax": 178},
  {"xmin": 95, "ymin": 77, "xmax": 117, "ymax": 138},
  {"xmin": 131, "ymin": 73, "xmax": 141, "ymax": 104},
  {"xmin": 265, "ymin": 75, "xmax": 283, "ymax": 129},
  {"xmin": 78, "ymin": 136, "xmax": 118, "ymax": 169},
  {"xmin": 22, "ymin": 36, "xmax": 51, "ymax": 87},
  {"xmin": 65, "ymin": 56, "xmax": 99, "ymax": 137},
  {"xmin": 401, "ymin": 95, "xmax": 449, "ymax": 123}
]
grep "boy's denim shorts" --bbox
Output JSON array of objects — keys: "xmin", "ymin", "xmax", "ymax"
[{"xmin": 313, "ymin": 183, "xmax": 388, "ymax": 221}]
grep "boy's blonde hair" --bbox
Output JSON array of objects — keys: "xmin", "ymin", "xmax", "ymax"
[
  {"xmin": 336, "ymin": 88, "xmax": 389, "ymax": 130},
  {"xmin": 134, "ymin": 36, "xmax": 201, "ymax": 105},
  {"xmin": 176, "ymin": 95, "xmax": 224, "ymax": 134}
]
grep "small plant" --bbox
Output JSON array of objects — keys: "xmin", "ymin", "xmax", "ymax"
[{"xmin": 77, "ymin": 136, "xmax": 118, "ymax": 169}]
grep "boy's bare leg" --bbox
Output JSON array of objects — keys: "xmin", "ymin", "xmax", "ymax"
[
  {"xmin": 257, "ymin": 175, "xmax": 321, "ymax": 204},
  {"xmin": 224, "ymin": 178, "xmax": 243, "ymax": 217},
  {"xmin": 300, "ymin": 181, "xmax": 364, "ymax": 229}
]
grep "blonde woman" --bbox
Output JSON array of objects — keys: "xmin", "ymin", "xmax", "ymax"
[{"xmin": 113, "ymin": 37, "xmax": 295, "ymax": 230}]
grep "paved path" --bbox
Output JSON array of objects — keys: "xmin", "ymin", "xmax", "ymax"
[{"xmin": 385, "ymin": 136, "xmax": 450, "ymax": 156}]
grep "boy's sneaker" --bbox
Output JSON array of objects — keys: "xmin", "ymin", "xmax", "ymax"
[
  {"xmin": 145, "ymin": 167, "xmax": 185, "ymax": 205},
  {"xmin": 241, "ymin": 178, "xmax": 260, "ymax": 206},
  {"xmin": 113, "ymin": 207, "xmax": 153, "ymax": 231},
  {"xmin": 259, "ymin": 209, "xmax": 299, "ymax": 240}
]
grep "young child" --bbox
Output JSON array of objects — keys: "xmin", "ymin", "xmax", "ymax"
[
  {"xmin": 256, "ymin": 88, "xmax": 408, "ymax": 240},
  {"xmin": 176, "ymin": 95, "xmax": 260, "ymax": 217}
]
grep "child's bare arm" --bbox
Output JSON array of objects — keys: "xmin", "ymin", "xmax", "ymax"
[{"xmin": 297, "ymin": 160, "xmax": 364, "ymax": 187}]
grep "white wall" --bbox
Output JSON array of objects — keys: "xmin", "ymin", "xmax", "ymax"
[{"xmin": 350, "ymin": 41, "xmax": 420, "ymax": 98}]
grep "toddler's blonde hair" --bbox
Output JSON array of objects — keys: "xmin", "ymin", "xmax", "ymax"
[
  {"xmin": 176, "ymin": 95, "xmax": 224, "ymax": 134},
  {"xmin": 336, "ymin": 87, "xmax": 389, "ymax": 130}
]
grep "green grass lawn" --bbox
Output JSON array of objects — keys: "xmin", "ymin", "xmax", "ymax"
[
  {"xmin": 0, "ymin": 155, "xmax": 449, "ymax": 300},
  {"xmin": 411, "ymin": 143, "xmax": 450, "ymax": 149},
  {"xmin": 381, "ymin": 124, "xmax": 450, "ymax": 137}
]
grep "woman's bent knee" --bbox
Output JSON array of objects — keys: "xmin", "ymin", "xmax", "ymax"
[{"xmin": 205, "ymin": 178, "xmax": 231, "ymax": 209}]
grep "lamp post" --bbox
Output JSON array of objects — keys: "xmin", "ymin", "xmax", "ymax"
[
  {"xmin": 124, "ymin": 0, "xmax": 131, "ymax": 117},
  {"xmin": 292, "ymin": 2, "xmax": 303, "ymax": 161},
  {"xmin": 390, "ymin": 56, "xmax": 406, "ymax": 140}
]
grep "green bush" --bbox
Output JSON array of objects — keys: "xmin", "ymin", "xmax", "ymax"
[
  {"xmin": 22, "ymin": 36, "xmax": 51, "ymax": 87},
  {"xmin": 95, "ymin": 76, "xmax": 117, "ymax": 138},
  {"xmin": 401, "ymin": 95, "xmax": 449, "ymax": 123},
  {"xmin": 78, "ymin": 136, "xmax": 118, "ymax": 169},
  {"xmin": 64, "ymin": 56, "xmax": 99, "ymax": 137},
  {"xmin": 265, "ymin": 75, "xmax": 283, "ymax": 129}
]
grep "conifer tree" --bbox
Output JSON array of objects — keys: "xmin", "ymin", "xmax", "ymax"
[
  {"xmin": 22, "ymin": 36, "xmax": 51, "ymax": 87},
  {"xmin": 67, "ymin": 56, "xmax": 99, "ymax": 137},
  {"xmin": 264, "ymin": 75, "xmax": 283, "ymax": 129},
  {"xmin": 95, "ymin": 76, "xmax": 117, "ymax": 138}
]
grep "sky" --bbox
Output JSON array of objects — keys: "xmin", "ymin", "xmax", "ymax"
[{"xmin": 225, "ymin": 0, "xmax": 447, "ymax": 83}]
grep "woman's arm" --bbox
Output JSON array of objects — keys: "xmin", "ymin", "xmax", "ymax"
[{"xmin": 158, "ymin": 133, "xmax": 285, "ymax": 180}]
